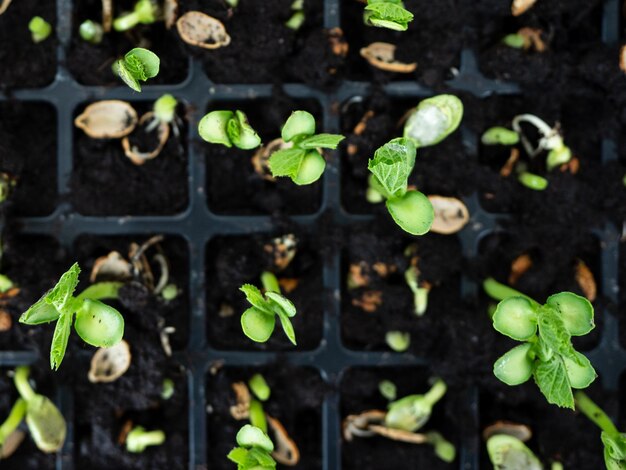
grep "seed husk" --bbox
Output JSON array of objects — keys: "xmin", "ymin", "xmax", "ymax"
[
  {"xmin": 176, "ymin": 11, "xmax": 231, "ymax": 49},
  {"xmin": 74, "ymin": 101, "xmax": 138, "ymax": 139},
  {"xmin": 88, "ymin": 340, "xmax": 132, "ymax": 383},
  {"xmin": 427, "ymin": 195, "xmax": 469, "ymax": 235},
  {"xmin": 122, "ymin": 112, "xmax": 171, "ymax": 165},
  {"xmin": 511, "ymin": 0, "xmax": 537, "ymax": 16}
]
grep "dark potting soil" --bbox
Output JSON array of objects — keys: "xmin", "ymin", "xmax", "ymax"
[
  {"xmin": 340, "ymin": 367, "xmax": 463, "ymax": 470},
  {"xmin": 0, "ymin": 0, "xmax": 57, "ymax": 90},
  {"xmin": 0, "ymin": 233, "xmax": 68, "ymax": 352},
  {"xmin": 67, "ymin": 0, "xmax": 188, "ymax": 86},
  {"xmin": 479, "ymin": 381, "xmax": 612, "ymax": 469},
  {"xmin": 206, "ymin": 365, "xmax": 326, "ymax": 470},
  {"xmin": 0, "ymin": 368, "xmax": 57, "ymax": 469},
  {"xmin": 178, "ymin": 0, "xmax": 343, "ymax": 87},
  {"xmin": 0, "ymin": 102, "xmax": 58, "ymax": 217},
  {"xmin": 73, "ymin": 234, "xmax": 190, "ymax": 350},
  {"xmin": 70, "ymin": 101, "xmax": 188, "ymax": 216},
  {"xmin": 206, "ymin": 223, "xmax": 324, "ymax": 351},
  {"xmin": 341, "ymin": 218, "xmax": 464, "ymax": 357},
  {"xmin": 204, "ymin": 94, "xmax": 322, "ymax": 215},
  {"xmin": 341, "ymin": 0, "xmax": 462, "ymax": 87},
  {"xmin": 73, "ymin": 356, "xmax": 188, "ymax": 470}
]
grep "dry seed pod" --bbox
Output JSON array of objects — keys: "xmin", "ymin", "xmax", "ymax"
[
  {"xmin": 482, "ymin": 421, "xmax": 532, "ymax": 442},
  {"xmin": 176, "ymin": 11, "xmax": 231, "ymax": 50},
  {"xmin": 252, "ymin": 138, "xmax": 292, "ymax": 182},
  {"xmin": 229, "ymin": 382, "xmax": 251, "ymax": 420},
  {"xmin": 360, "ymin": 42, "xmax": 417, "ymax": 73},
  {"xmin": 88, "ymin": 340, "xmax": 131, "ymax": 383},
  {"xmin": 75, "ymin": 101, "xmax": 138, "ymax": 139},
  {"xmin": 343, "ymin": 410, "xmax": 386, "ymax": 441},
  {"xmin": 575, "ymin": 259, "xmax": 597, "ymax": 302},
  {"xmin": 164, "ymin": 0, "xmax": 179, "ymax": 29},
  {"xmin": 0, "ymin": 429, "xmax": 25, "ymax": 459},
  {"xmin": 369, "ymin": 424, "xmax": 429, "ymax": 444},
  {"xmin": 102, "ymin": 0, "xmax": 112, "ymax": 32},
  {"xmin": 620, "ymin": 45, "xmax": 626, "ymax": 74},
  {"xmin": 90, "ymin": 251, "xmax": 133, "ymax": 283},
  {"xmin": 0, "ymin": 0, "xmax": 12, "ymax": 15},
  {"xmin": 122, "ymin": 112, "xmax": 171, "ymax": 165},
  {"xmin": 427, "ymin": 196, "xmax": 469, "ymax": 235},
  {"xmin": 511, "ymin": 0, "xmax": 537, "ymax": 16},
  {"xmin": 267, "ymin": 415, "xmax": 300, "ymax": 466},
  {"xmin": 0, "ymin": 310, "xmax": 12, "ymax": 332},
  {"xmin": 508, "ymin": 254, "xmax": 532, "ymax": 286}
]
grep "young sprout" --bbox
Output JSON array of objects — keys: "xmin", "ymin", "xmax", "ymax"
[
  {"xmin": 385, "ymin": 330, "xmax": 410, "ymax": 352},
  {"xmin": 0, "ymin": 398, "xmax": 26, "ymax": 457},
  {"xmin": 385, "ymin": 378, "xmax": 447, "ymax": 432},
  {"xmin": 79, "ymin": 20, "xmax": 104, "ymax": 44},
  {"xmin": 491, "ymin": 291, "xmax": 596, "ymax": 409},
  {"xmin": 378, "ymin": 380, "xmax": 397, "ymax": 401},
  {"xmin": 227, "ymin": 424, "xmax": 276, "ymax": 470},
  {"xmin": 249, "ymin": 374, "xmax": 271, "ymax": 402},
  {"xmin": 403, "ymin": 95, "xmax": 464, "ymax": 148},
  {"xmin": 518, "ymin": 171, "xmax": 549, "ymax": 191},
  {"xmin": 575, "ymin": 391, "xmax": 626, "ymax": 470},
  {"xmin": 367, "ymin": 138, "xmax": 434, "ymax": 235},
  {"xmin": 512, "ymin": 114, "xmax": 572, "ymax": 170},
  {"xmin": 13, "ymin": 366, "xmax": 66, "ymax": 452},
  {"xmin": 502, "ymin": 33, "xmax": 527, "ymax": 49},
  {"xmin": 0, "ymin": 274, "xmax": 13, "ymax": 293},
  {"xmin": 161, "ymin": 378, "xmax": 175, "ymax": 400},
  {"xmin": 268, "ymin": 111, "xmax": 345, "ymax": 185},
  {"xmin": 112, "ymin": 47, "xmax": 160, "ymax": 92},
  {"xmin": 487, "ymin": 434, "xmax": 543, "ymax": 469},
  {"xmin": 113, "ymin": 0, "xmax": 159, "ymax": 32},
  {"xmin": 285, "ymin": 0, "xmax": 305, "ymax": 30},
  {"xmin": 198, "ymin": 110, "xmax": 261, "ymax": 150},
  {"xmin": 19, "ymin": 263, "xmax": 125, "ymax": 370},
  {"xmin": 29, "ymin": 16, "xmax": 52, "ymax": 43},
  {"xmin": 481, "ymin": 127, "xmax": 520, "ymax": 146},
  {"xmin": 363, "ymin": 0, "xmax": 414, "ymax": 31},
  {"xmin": 404, "ymin": 266, "xmax": 429, "ymax": 316},
  {"xmin": 161, "ymin": 284, "xmax": 179, "ymax": 301},
  {"xmin": 239, "ymin": 272, "xmax": 297, "ymax": 345},
  {"xmin": 126, "ymin": 426, "xmax": 166, "ymax": 453}
]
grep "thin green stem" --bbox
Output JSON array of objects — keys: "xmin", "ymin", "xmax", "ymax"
[
  {"xmin": 76, "ymin": 282, "xmax": 122, "ymax": 302},
  {"xmin": 483, "ymin": 277, "xmax": 539, "ymax": 307},
  {"xmin": 423, "ymin": 378, "xmax": 446, "ymax": 407},
  {"xmin": 0, "ymin": 398, "xmax": 26, "ymax": 444},
  {"xmin": 574, "ymin": 391, "xmax": 620, "ymax": 437},
  {"xmin": 13, "ymin": 366, "xmax": 35, "ymax": 403},
  {"xmin": 260, "ymin": 272, "xmax": 280, "ymax": 294}
]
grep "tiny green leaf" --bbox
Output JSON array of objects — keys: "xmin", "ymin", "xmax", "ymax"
[
  {"xmin": 268, "ymin": 148, "xmax": 306, "ymax": 179},
  {"xmin": 236, "ymin": 424, "xmax": 274, "ymax": 453},
  {"xmin": 19, "ymin": 298, "xmax": 60, "ymax": 325},
  {"xmin": 281, "ymin": 111, "xmax": 316, "ymax": 142},
  {"xmin": 367, "ymin": 138, "xmax": 416, "ymax": 198},
  {"xmin": 546, "ymin": 292, "xmax": 594, "ymax": 336},
  {"xmin": 493, "ymin": 343, "xmax": 533, "ymax": 386},
  {"xmin": 265, "ymin": 292, "xmax": 297, "ymax": 318},
  {"xmin": 385, "ymin": 330, "xmax": 410, "ymax": 352},
  {"xmin": 240, "ymin": 284, "xmax": 273, "ymax": 315},
  {"xmin": 502, "ymin": 33, "xmax": 527, "ymax": 49},
  {"xmin": 364, "ymin": 1, "xmax": 414, "ymax": 31},
  {"xmin": 386, "ymin": 190, "xmax": 434, "ymax": 236},
  {"xmin": 79, "ymin": 20, "xmax": 104, "ymax": 44},
  {"xmin": 379, "ymin": 380, "xmax": 397, "ymax": 401},
  {"xmin": 241, "ymin": 307, "xmax": 276, "ymax": 343},
  {"xmin": 518, "ymin": 172, "xmax": 548, "ymax": 191},
  {"xmin": 481, "ymin": 127, "xmax": 520, "ymax": 146},
  {"xmin": 533, "ymin": 355, "xmax": 574, "ymax": 409},
  {"xmin": 537, "ymin": 306, "xmax": 576, "ymax": 360},
  {"xmin": 299, "ymin": 133, "xmax": 345, "ymax": 150},
  {"xmin": 563, "ymin": 351, "xmax": 596, "ymax": 389},
  {"xmin": 113, "ymin": 48, "xmax": 160, "ymax": 92},
  {"xmin": 228, "ymin": 110, "xmax": 262, "ymax": 150},
  {"xmin": 50, "ymin": 313, "xmax": 73, "ymax": 371},
  {"xmin": 46, "ymin": 263, "xmax": 81, "ymax": 315},
  {"xmin": 276, "ymin": 309, "xmax": 297, "ymax": 345},
  {"xmin": 492, "ymin": 297, "xmax": 537, "ymax": 341},
  {"xmin": 547, "ymin": 146, "xmax": 572, "ymax": 171},
  {"xmin": 248, "ymin": 374, "xmax": 271, "ymax": 401},
  {"xmin": 404, "ymin": 95, "xmax": 464, "ymax": 147},
  {"xmin": 29, "ymin": 16, "xmax": 52, "ymax": 43}
]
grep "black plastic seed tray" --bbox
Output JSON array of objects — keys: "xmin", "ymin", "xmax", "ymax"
[{"xmin": 1, "ymin": 0, "xmax": 625, "ymax": 469}]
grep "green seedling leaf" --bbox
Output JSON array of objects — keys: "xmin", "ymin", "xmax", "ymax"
[
  {"xmin": 19, "ymin": 297, "xmax": 60, "ymax": 325},
  {"xmin": 537, "ymin": 306, "xmax": 577, "ymax": 361},
  {"xmin": 281, "ymin": 111, "xmax": 316, "ymax": 142},
  {"xmin": 29, "ymin": 16, "xmax": 52, "ymax": 43},
  {"xmin": 547, "ymin": 146, "xmax": 572, "ymax": 171},
  {"xmin": 268, "ymin": 148, "xmax": 306, "ymax": 179},
  {"xmin": 293, "ymin": 150, "xmax": 326, "ymax": 185},
  {"xmin": 260, "ymin": 271, "xmax": 281, "ymax": 294},
  {"xmin": 46, "ymin": 263, "xmax": 81, "ymax": 315},
  {"xmin": 385, "ymin": 330, "xmax": 410, "ymax": 352},
  {"xmin": 74, "ymin": 299, "xmax": 125, "ymax": 348},
  {"xmin": 113, "ymin": 48, "xmax": 160, "ymax": 92},
  {"xmin": 364, "ymin": 1, "xmax": 414, "ymax": 31},
  {"xmin": 227, "ymin": 447, "xmax": 250, "ymax": 465},
  {"xmin": 126, "ymin": 426, "xmax": 166, "ymax": 453},
  {"xmin": 533, "ymin": 354, "xmax": 574, "ymax": 409},
  {"xmin": 563, "ymin": 351, "xmax": 596, "ymax": 389},
  {"xmin": 493, "ymin": 343, "xmax": 533, "ymax": 386},
  {"xmin": 546, "ymin": 292, "xmax": 594, "ymax": 336},
  {"xmin": 236, "ymin": 425, "xmax": 274, "ymax": 453},
  {"xmin": 481, "ymin": 127, "xmax": 520, "ymax": 146},
  {"xmin": 367, "ymin": 138, "xmax": 416, "ymax": 198},
  {"xmin": 299, "ymin": 133, "xmax": 345, "ymax": 150},
  {"xmin": 50, "ymin": 312, "xmax": 73, "ymax": 371},
  {"xmin": 240, "ymin": 284, "xmax": 273, "ymax": 315},
  {"xmin": 492, "ymin": 297, "xmax": 537, "ymax": 341},
  {"xmin": 386, "ymin": 190, "xmax": 434, "ymax": 236},
  {"xmin": 602, "ymin": 432, "xmax": 626, "ymax": 470},
  {"xmin": 241, "ymin": 307, "xmax": 276, "ymax": 343},
  {"xmin": 276, "ymin": 309, "xmax": 297, "ymax": 345},
  {"xmin": 502, "ymin": 33, "xmax": 526, "ymax": 49},
  {"xmin": 198, "ymin": 110, "xmax": 235, "ymax": 147},
  {"xmin": 404, "ymin": 95, "xmax": 463, "ymax": 147},
  {"xmin": 518, "ymin": 172, "xmax": 548, "ymax": 191},
  {"xmin": 228, "ymin": 110, "xmax": 262, "ymax": 150},
  {"xmin": 379, "ymin": 380, "xmax": 397, "ymax": 401},
  {"xmin": 113, "ymin": 0, "xmax": 158, "ymax": 31},
  {"xmin": 385, "ymin": 378, "xmax": 447, "ymax": 432},
  {"xmin": 247, "ymin": 447, "xmax": 277, "ymax": 468},
  {"xmin": 487, "ymin": 434, "xmax": 542, "ymax": 470},
  {"xmin": 248, "ymin": 374, "xmax": 271, "ymax": 401},
  {"xmin": 265, "ymin": 292, "xmax": 297, "ymax": 318}
]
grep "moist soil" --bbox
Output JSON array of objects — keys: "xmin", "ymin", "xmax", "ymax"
[
  {"xmin": 340, "ymin": 367, "xmax": 463, "ymax": 470},
  {"xmin": 70, "ymin": 101, "xmax": 188, "ymax": 215},
  {"xmin": 0, "ymin": 102, "xmax": 58, "ymax": 217},
  {"xmin": 178, "ymin": 0, "xmax": 342, "ymax": 87},
  {"xmin": 67, "ymin": 0, "xmax": 188, "ymax": 86},
  {"xmin": 206, "ymin": 221, "xmax": 324, "ymax": 351},
  {"xmin": 204, "ymin": 94, "xmax": 322, "ymax": 215},
  {"xmin": 206, "ymin": 364, "xmax": 326, "ymax": 470},
  {"xmin": 0, "ymin": 0, "xmax": 57, "ymax": 90}
]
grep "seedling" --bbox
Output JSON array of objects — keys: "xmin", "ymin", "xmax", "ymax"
[
  {"xmin": 113, "ymin": 0, "xmax": 159, "ymax": 32},
  {"xmin": 161, "ymin": 378, "xmax": 175, "ymax": 400},
  {"xmin": 227, "ymin": 424, "xmax": 276, "ymax": 469},
  {"xmin": 575, "ymin": 391, "xmax": 626, "ymax": 470},
  {"xmin": 487, "ymin": 434, "xmax": 543, "ymax": 469},
  {"xmin": 481, "ymin": 127, "xmax": 520, "ymax": 146},
  {"xmin": 403, "ymin": 95, "xmax": 464, "ymax": 148},
  {"xmin": 378, "ymin": 380, "xmax": 397, "ymax": 401},
  {"xmin": 268, "ymin": 111, "xmax": 345, "ymax": 185},
  {"xmin": 385, "ymin": 330, "xmax": 410, "ymax": 352},
  {"xmin": 112, "ymin": 47, "xmax": 160, "ymax": 92},
  {"xmin": 385, "ymin": 378, "xmax": 446, "ymax": 432},
  {"xmin": 404, "ymin": 265, "xmax": 429, "ymax": 315},
  {"xmin": 29, "ymin": 16, "xmax": 52, "ymax": 43},
  {"xmin": 285, "ymin": 0, "xmax": 305, "ymax": 30},
  {"xmin": 239, "ymin": 272, "xmax": 297, "ymax": 345},
  {"xmin": 249, "ymin": 374, "xmax": 271, "ymax": 402},
  {"xmin": 12, "ymin": 366, "xmax": 67, "ymax": 452},
  {"xmin": 363, "ymin": 0, "xmax": 414, "ymax": 31},
  {"xmin": 19, "ymin": 263, "xmax": 125, "ymax": 370},
  {"xmin": 367, "ymin": 138, "xmax": 434, "ymax": 235},
  {"xmin": 126, "ymin": 426, "xmax": 166, "ymax": 453},
  {"xmin": 491, "ymin": 290, "xmax": 596, "ymax": 409},
  {"xmin": 198, "ymin": 110, "xmax": 261, "ymax": 150},
  {"xmin": 79, "ymin": 20, "xmax": 104, "ymax": 44}
]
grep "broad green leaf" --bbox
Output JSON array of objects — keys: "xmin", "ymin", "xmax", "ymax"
[
  {"xmin": 198, "ymin": 110, "xmax": 234, "ymax": 147},
  {"xmin": 227, "ymin": 447, "xmax": 250, "ymax": 465},
  {"xmin": 268, "ymin": 148, "xmax": 306, "ymax": 179},
  {"xmin": 493, "ymin": 343, "xmax": 533, "ymax": 386},
  {"xmin": 563, "ymin": 351, "xmax": 596, "ymax": 389},
  {"xmin": 74, "ymin": 299, "xmax": 125, "ymax": 348},
  {"xmin": 281, "ymin": 111, "xmax": 316, "ymax": 141},
  {"xmin": 492, "ymin": 297, "xmax": 537, "ymax": 341},
  {"xmin": 241, "ymin": 307, "xmax": 275, "ymax": 343},
  {"xmin": 487, "ymin": 435, "xmax": 542, "ymax": 470},
  {"xmin": 533, "ymin": 355, "xmax": 574, "ymax": 409},
  {"xmin": 46, "ymin": 263, "xmax": 81, "ymax": 315},
  {"xmin": 265, "ymin": 292, "xmax": 297, "ymax": 317},
  {"xmin": 546, "ymin": 292, "xmax": 594, "ymax": 336},
  {"xmin": 125, "ymin": 48, "xmax": 160, "ymax": 78},
  {"xmin": 19, "ymin": 297, "xmax": 60, "ymax": 325},
  {"xmin": 236, "ymin": 425, "xmax": 274, "ymax": 452},
  {"xmin": 240, "ymin": 284, "xmax": 273, "ymax": 315},
  {"xmin": 50, "ymin": 312, "xmax": 72, "ymax": 370},
  {"xmin": 537, "ymin": 306, "xmax": 577, "ymax": 361},
  {"xmin": 25, "ymin": 395, "xmax": 66, "ymax": 453},
  {"xmin": 276, "ymin": 309, "xmax": 297, "ymax": 345},
  {"xmin": 292, "ymin": 150, "xmax": 326, "ymax": 185},
  {"xmin": 368, "ymin": 138, "xmax": 416, "ymax": 197},
  {"xmin": 386, "ymin": 190, "xmax": 434, "ymax": 236},
  {"xmin": 404, "ymin": 95, "xmax": 463, "ymax": 147},
  {"xmin": 364, "ymin": 3, "xmax": 414, "ymax": 31},
  {"xmin": 299, "ymin": 133, "xmax": 345, "ymax": 150}
]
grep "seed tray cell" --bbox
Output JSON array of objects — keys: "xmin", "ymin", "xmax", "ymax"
[{"xmin": 0, "ymin": 0, "xmax": 625, "ymax": 469}]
